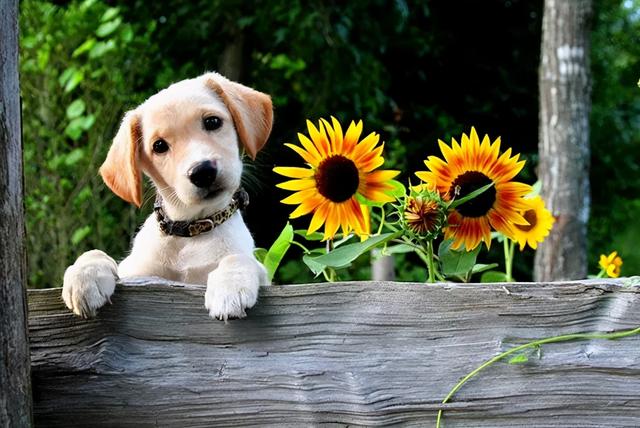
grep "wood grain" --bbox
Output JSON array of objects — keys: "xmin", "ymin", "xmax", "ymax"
[
  {"xmin": 1, "ymin": 0, "xmax": 33, "ymax": 426},
  {"xmin": 29, "ymin": 279, "xmax": 640, "ymax": 427}
]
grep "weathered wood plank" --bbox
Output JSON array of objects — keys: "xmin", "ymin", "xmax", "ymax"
[
  {"xmin": 1, "ymin": 0, "xmax": 34, "ymax": 426},
  {"xmin": 29, "ymin": 280, "xmax": 640, "ymax": 427}
]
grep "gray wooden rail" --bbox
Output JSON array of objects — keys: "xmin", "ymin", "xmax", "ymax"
[{"xmin": 29, "ymin": 279, "xmax": 640, "ymax": 427}]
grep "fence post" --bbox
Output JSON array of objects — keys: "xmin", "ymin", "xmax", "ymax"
[{"xmin": 0, "ymin": 0, "xmax": 34, "ymax": 425}]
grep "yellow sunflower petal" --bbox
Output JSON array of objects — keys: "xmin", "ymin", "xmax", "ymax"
[
  {"xmin": 289, "ymin": 196, "xmax": 323, "ymax": 218},
  {"xmin": 281, "ymin": 188, "xmax": 318, "ymax": 205},
  {"xmin": 344, "ymin": 120, "xmax": 363, "ymax": 152},
  {"xmin": 284, "ymin": 143, "xmax": 319, "ymax": 166},
  {"xmin": 308, "ymin": 201, "xmax": 329, "ymax": 234},
  {"xmin": 297, "ymin": 133, "xmax": 323, "ymax": 164},
  {"xmin": 276, "ymin": 178, "xmax": 315, "ymax": 191},
  {"xmin": 273, "ymin": 166, "xmax": 314, "ymax": 178}
]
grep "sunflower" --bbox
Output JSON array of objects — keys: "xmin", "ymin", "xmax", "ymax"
[
  {"xmin": 274, "ymin": 117, "xmax": 399, "ymax": 240},
  {"xmin": 416, "ymin": 127, "xmax": 532, "ymax": 251},
  {"xmin": 599, "ymin": 251, "xmax": 623, "ymax": 278},
  {"xmin": 507, "ymin": 196, "xmax": 555, "ymax": 250}
]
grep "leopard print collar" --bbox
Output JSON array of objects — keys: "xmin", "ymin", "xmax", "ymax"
[{"xmin": 153, "ymin": 188, "xmax": 249, "ymax": 237}]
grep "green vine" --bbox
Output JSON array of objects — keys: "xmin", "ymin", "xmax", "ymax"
[{"xmin": 436, "ymin": 325, "xmax": 640, "ymax": 427}]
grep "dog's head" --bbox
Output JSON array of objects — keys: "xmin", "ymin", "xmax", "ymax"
[{"xmin": 99, "ymin": 72, "xmax": 273, "ymax": 213}]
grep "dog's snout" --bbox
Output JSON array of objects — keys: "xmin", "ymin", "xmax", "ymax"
[{"xmin": 188, "ymin": 161, "xmax": 218, "ymax": 188}]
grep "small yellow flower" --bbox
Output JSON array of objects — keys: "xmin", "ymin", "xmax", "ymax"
[
  {"xmin": 599, "ymin": 251, "xmax": 623, "ymax": 278},
  {"xmin": 507, "ymin": 196, "xmax": 555, "ymax": 250}
]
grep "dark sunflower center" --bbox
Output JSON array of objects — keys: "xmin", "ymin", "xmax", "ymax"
[
  {"xmin": 315, "ymin": 155, "xmax": 359, "ymax": 202},
  {"xmin": 449, "ymin": 171, "xmax": 496, "ymax": 217},
  {"xmin": 515, "ymin": 209, "xmax": 537, "ymax": 232}
]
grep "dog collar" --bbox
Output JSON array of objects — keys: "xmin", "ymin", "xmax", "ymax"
[{"xmin": 154, "ymin": 188, "xmax": 249, "ymax": 237}]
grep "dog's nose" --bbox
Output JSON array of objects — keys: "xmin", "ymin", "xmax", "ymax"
[{"xmin": 188, "ymin": 161, "xmax": 218, "ymax": 188}]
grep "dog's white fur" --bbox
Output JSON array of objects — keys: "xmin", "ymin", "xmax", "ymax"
[{"xmin": 62, "ymin": 72, "xmax": 273, "ymax": 320}]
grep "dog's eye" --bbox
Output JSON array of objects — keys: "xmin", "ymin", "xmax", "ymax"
[
  {"xmin": 203, "ymin": 116, "xmax": 222, "ymax": 131},
  {"xmin": 152, "ymin": 139, "xmax": 169, "ymax": 154}
]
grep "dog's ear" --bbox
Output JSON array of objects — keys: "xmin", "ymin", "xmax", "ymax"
[
  {"xmin": 204, "ymin": 73, "xmax": 273, "ymax": 160},
  {"xmin": 99, "ymin": 111, "xmax": 143, "ymax": 207}
]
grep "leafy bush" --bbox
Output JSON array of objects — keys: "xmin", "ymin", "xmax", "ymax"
[{"xmin": 21, "ymin": 0, "xmax": 158, "ymax": 287}]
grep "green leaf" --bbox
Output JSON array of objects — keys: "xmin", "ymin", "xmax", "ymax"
[
  {"xmin": 71, "ymin": 225, "xmax": 91, "ymax": 245},
  {"xmin": 263, "ymin": 223, "xmax": 294, "ymax": 282},
  {"xmin": 63, "ymin": 69, "xmax": 84, "ymax": 93},
  {"xmin": 308, "ymin": 231, "xmax": 402, "ymax": 269},
  {"xmin": 384, "ymin": 243, "xmax": 415, "ymax": 255},
  {"xmin": 96, "ymin": 17, "xmax": 122, "ymax": 38},
  {"xmin": 471, "ymin": 263, "xmax": 499, "ymax": 275},
  {"xmin": 79, "ymin": 114, "xmax": 96, "ymax": 130},
  {"xmin": 294, "ymin": 229, "xmax": 324, "ymax": 241},
  {"xmin": 438, "ymin": 239, "xmax": 481, "ymax": 277},
  {"xmin": 72, "ymin": 38, "xmax": 96, "ymax": 58},
  {"xmin": 58, "ymin": 67, "xmax": 76, "ymax": 87},
  {"xmin": 302, "ymin": 254, "xmax": 325, "ymax": 277},
  {"xmin": 66, "ymin": 99, "xmax": 86, "ymax": 119},
  {"xmin": 64, "ymin": 119, "xmax": 84, "ymax": 140},
  {"xmin": 101, "ymin": 7, "xmax": 120, "ymax": 22},
  {"xmin": 254, "ymin": 248, "xmax": 267, "ymax": 264},
  {"xmin": 508, "ymin": 353, "xmax": 528, "ymax": 364},
  {"xmin": 448, "ymin": 182, "xmax": 494, "ymax": 210},
  {"xmin": 89, "ymin": 40, "xmax": 116, "ymax": 59},
  {"xmin": 65, "ymin": 148, "xmax": 85, "ymax": 166},
  {"xmin": 480, "ymin": 270, "xmax": 509, "ymax": 283}
]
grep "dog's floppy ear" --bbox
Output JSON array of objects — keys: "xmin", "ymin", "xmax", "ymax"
[
  {"xmin": 204, "ymin": 73, "xmax": 273, "ymax": 160},
  {"xmin": 99, "ymin": 111, "xmax": 143, "ymax": 207}
]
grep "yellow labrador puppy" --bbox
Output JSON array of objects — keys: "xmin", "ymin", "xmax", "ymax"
[{"xmin": 62, "ymin": 72, "xmax": 273, "ymax": 320}]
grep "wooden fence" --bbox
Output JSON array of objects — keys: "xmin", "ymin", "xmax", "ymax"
[{"xmin": 28, "ymin": 278, "xmax": 640, "ymax": 427}]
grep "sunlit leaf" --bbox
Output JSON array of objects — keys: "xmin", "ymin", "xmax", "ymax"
[
  {"xmin": 101, "ymin": 7, "xmax": 120, "ymax": 22},
  {"xmin": 508, "ymin": 353, "xmax": 528, "ymax": 364},
  {"xmin": 480, "ymin": 271, "xmax": 509, "ymax": 283},
  {"xmin": 438, "ymin": 239, "xmax": 480, "ymax": 277},
  {"xmin": 71, "ymin": 225, "xmax": 91, "ymax": 245},
  {"xmin": 66, "ymin": 99, "xmax": 86, "ymax": 119},
  {"xmin": 263, "ymin": 222, "xmax": 294, "ymax": 282},
  {"xmin": 308, "ymin": 231, "xmax": 401, "ymax": 269},
  {"xmin": 96, "ymin": 17, "xmax": 122, "ymax": 38}
]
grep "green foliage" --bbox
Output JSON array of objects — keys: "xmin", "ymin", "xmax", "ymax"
[
  {"xmin": 590, "ymin": 0, "xmax": 640, "ymax": 276},
  {"xmin": 20, "ymin": 0, "xmax": 158, "ymax": 287},
  {"xmin": 20, "ymin": 0, "xmax": 639, "ymax": 287},
  {"xmin": 260, "ymin": 222, "xmax": 294, "ymax": 283}
]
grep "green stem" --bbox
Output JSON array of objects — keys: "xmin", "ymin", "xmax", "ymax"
[
  {"xmin": 376, "ymin": 205, "xmax": 386, "ymax": 235},
  {"xmin": 289, "ymin": 240, "xmax": 311, "ymax": 254},
  {"xmin": 504, "ymin": 238, "xmax": 514, "ymax": 282},
  {"xmin": 425, "ymin": 239, "xmax": 436, "ymax": 283},
  {"xmin": 435, "ymin": 326, "xmax": 640, "ymax": 428}
]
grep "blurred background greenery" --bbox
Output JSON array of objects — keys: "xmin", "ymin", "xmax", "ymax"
[{"xmin": 20, "ymin": 0, "xmax": 639, "ymax": 288}]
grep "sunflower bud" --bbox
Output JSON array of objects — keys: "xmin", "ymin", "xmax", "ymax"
[{"xmin": 401, "ymin": 189, "xmax": 447, "ymax": 240}]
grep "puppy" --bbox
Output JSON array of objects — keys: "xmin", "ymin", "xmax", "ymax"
[{"xmin": 62, "ymin": 72, "xmax": 273, "ymax": 320}]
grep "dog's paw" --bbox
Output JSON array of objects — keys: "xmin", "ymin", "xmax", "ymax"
[
  {"xmin": 62, "ymin": 250, "xmax": 118, "ymax": 318},
  {"xmin": 205, "ymin": 254, "xmax": 261, "ymax": 321}
]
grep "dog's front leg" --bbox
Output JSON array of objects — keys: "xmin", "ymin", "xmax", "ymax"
[
  {"xmin": 205, "ymin": 254, "xmax": 268, "ymax": 320},
  {"xmin": 62, "ymin": 250, "xmax": 118, "ymax": 318}
]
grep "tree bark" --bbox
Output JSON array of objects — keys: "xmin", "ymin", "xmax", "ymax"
[
  {"xmin": 218, "ymin": 32, "xmax": 244, "ymax": 81},
  {"xmin": 535, "ymin": 0, "xmax": 592, "ymax": 281},
  {"xmin": 0, "ymin": 0, "xmax": 34, "ymax": 426}
]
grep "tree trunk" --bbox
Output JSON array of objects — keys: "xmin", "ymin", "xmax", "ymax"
[
  {"xmin": 535, "ymin": 0, "xmax": 592, "ymax": 281},
  {"xmin": 372, "ymin": 254, "xmax": 395, "ymax": 281},
  {"xmin": 218, "ymin": 32, "xmax": 244, "ymax": 81},
  {"xmin": 0, "ymin": 0, "xmax": 34, "ymax": 426}
]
